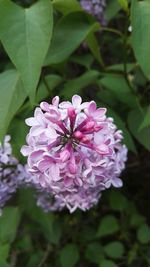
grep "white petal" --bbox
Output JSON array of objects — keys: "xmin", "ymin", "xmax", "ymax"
[
  {"xmin": 25, "ymin": 117, "xmax": 38, "ymax": 126},
  {"xmin": 72, "ymin": 95, "xmax": 82, "ymax": 108}
]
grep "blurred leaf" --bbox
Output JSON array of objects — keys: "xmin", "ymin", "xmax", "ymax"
[
  {"xmin": 27, "ymin": 252, "xmax": 43, "ymax": 267},
  {"xmin": 131, "ymin": 0, "xmax": 150, "ymax": 79},
  {"xmin": 106, "ymin": 107, "xmax": 136, "ymax": 153},
  {"xmin": 130, "ymin": 213, "xmax": 145, "ymax": 228},
  {"xmin": 109, "ymin": 191, "xmax": 129, "ymax": 212},
  {"xmin": 105, "ymin": 0, "xmax": 121, "ymax": 21},
  {"xmin": 128, "ymin": 108, "xmax": 150, "ymax": 151},
  {"xmin": 0, "ymin": 260, "xmax": 10, "ymax": 267},
  {"xmin": 70, "ymin": 54, "xmax": 94, "ymax": 69},
  {"xmin": 53, "ymin": 0, "xmax": 81, "ymax": 14},
  {"xmin": 0, "ymin": 69, "xmax": 26, "ymax": 140},
  {"xmin": 9, "ymin": 118, "xmax": 29, "ymax": 160},
  {"xmin": 107, "ymin": 63, "xmax": 135, "ymax": 72},
  {"xmin": 0, "ymin": 0, "xmax": 53, "ymax": 101},
  {"xmin": 137, "ymin": 223, "xmax": 150, "ymax": 244},
  {"xmin": 19, "ymin": 189, "xmax": 61, "ymax": 244},
  {"xmin": 16, "ymin": 235, "xmax": 33, "ymax": 250},
  {"xmin": 86, "ymin": 32, "xmax": 104, "ymax": 66},
  {"xmin": 85, "ymin": 242, "xmax": 104, "ymax": 263},
  {"xmin": 118, "ymin": 0, "xmax": 128, "ymax": 12},
  {"xmin": 98, "ymin": 74, "xmax": 138, "ymax": 108},
  {"xmin": 60, "ymin": 244, "xmax": 79, "ymax": 267},
  {"xmin": 61, "ymin": 70, "xmax": 99, "ymax": 99},
  {"xmin": 0, "ymin": 244, "xmax": 10, "ymax": 261},
  {"xmin": 36, "ymin": 74, "xmax": 63, "ymax": 102},
  {"xmin": 100, "ymin": 259, "xmax": 118, "ymax": 267},
  {"xmin": 45, "ymin": 12, "xmax": 99, "ymax": 65},
  {"xmin": 104, "ymin": 241, "xmax": 124, "ymax": 259},
  {"xmin": 0, "ymin": 207, "xmax": 20, "ymax": 244},
  {"xmin": 140, "ymin": 105, "xmax": 150, "ymax": 130},
  {"xmin": 97, "ymin": 215, "xmax": 119, "ymax": 238}
]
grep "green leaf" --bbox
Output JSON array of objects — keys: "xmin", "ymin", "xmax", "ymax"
[
  {"xmin": 0, "ymin": 0, "xmax": 53, "ymax": 101},
  {"xmin": 44, "ymin": 12, "xmax": 99, "ymax": 65},
  {"xmin": 36, "ymin": 74, "xmax": 63, "ymax": 102},
  {"xmin": 130, "ymin": 213, "xmax": 145, "ymax": 228},
  {"xmin": 53, "ymin": 0, "xmax": 81, "ymax": 15},
  {"xmin": 106, "ymin": 107, "xmax": 136, "ymax": 153},
  {"xmin": 61, "ymin": 70, "xmax": 99, "ymax": 99},
  {"xmin": 107, "ymin": 63, "xmax": 135, "ymax": 72},
  {"xmin": 109, "ymin": 191, "xmax": 129, "ymax": 212},
  {"xmin": 19, "ymin": 189, "xmax": 61, "ymax": 244},
  {"xmin": 118, "ymin": 0, "xmax": 128, "ymax": 12},
  {"xmin": 70, "ymin": 54, "xmax": 94, "ymax": 69},
  {"xmin": 98, "ymin": 74, "xmax": 138, "ymax": 108},
  {"xmin": 97, "ymin": 215, "xmax": 119, "ymax": 238},
  {"xmin": 85, "ymin": 242, "xmax": 104, "ymax": 264},
  {"xmin": 27, "ymin": 252, "xmax": 43, "ymax": 267},
  {"xmin": 9, "ymin": 118, "xmax": 29, "ymax": 160},
  {"xmin": 100, "ymin": 259, "xmax": 118, "ymax": 267},
  {"xmin": 104, "ymin": 241, "xmax": 124, "ymax": 259},
  {"xmin": 0, "ymin": 69, "xmax": 26, "ymax": 140},
  {"xmin": 60, "ymin": 244, "xmax": 79, "ymax": 267},
  {"xmin": 0, "ymin": 207, "xmax": 20, "ymax": 244},
  {"xmin": 137, "ymin": 223, "xmax": 150, "ymax": 244},
  {"xmin": 128, "ymin": 108, "xmax": 150, "ymax": 151},
  {"xmin": 140, "ymin": 105, "xmax": 150, "ymax": 130},
  {"xmin": 0, "ymin": 244, "xmax": 10, "ymax": 261},
  {"xmin": 0, "ymin": 260, "xmax": 10, "ymax": 267},
  {"xmin": 105, "ymin": 0, "xmax": 121, "ymax": 21},
  {"xmin": 131, "ymin": 0, "xmax": 150, "ymax": 79},
  {"xmin": 86, "ymin": 32, "xmax": 104, "ymax": 66}
]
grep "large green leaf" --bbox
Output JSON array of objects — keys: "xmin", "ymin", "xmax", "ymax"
[
  {"xmin": 44, "ymin": 12, "xmax": 99, "ymax": 66},
  {"xmin": 0, "ymin": 0, "xmax": 53, "ymax": 101},
  {"xmin": 0, "ymin": 207, "xmax": 20, "ymax": 244},
  {"xmin": 60, "ymin": 244, "xmax": 79, "ymax": 267},
  {"xmin": 0, "ymin": 69, "xmax": 26, "ymax": 140},
  {"xmin": 128, "ymin": 108, "xmax": 150, "ymax": 151},
  {"xmin": 131, "ymin": 0, "xmax": 150, "ymax": 79}
]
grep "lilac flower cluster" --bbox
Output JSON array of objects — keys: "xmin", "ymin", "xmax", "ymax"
[
  {"xmin": 0, "ymin": 135, "xmax": 29, "ymax": 215},
  {"xmin": 21, "ymin": 95, "xmax": 127, "ymax": 213},
  {"xmin": 80, "ymin": 0, "xmax": 106, "ymax": 25}
]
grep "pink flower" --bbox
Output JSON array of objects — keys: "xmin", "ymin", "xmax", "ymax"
[{"xmin": 21, "ymin": 95, "xmax": 127, "ymax": 212}]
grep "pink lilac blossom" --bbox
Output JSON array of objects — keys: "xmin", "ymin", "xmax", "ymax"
[
  {"xmin": 80, "ymin": 0, "xmax": 106, "ymax": 25},
  {"xmin": 0, "ymin": 135, "xmax": 30, "ymax": 215},
  {"xmin": 21, "ymin": 95, "xmax": 127, "ymax": 213}
]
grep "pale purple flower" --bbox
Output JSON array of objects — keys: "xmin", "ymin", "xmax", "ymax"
[
  {"xmin": 21, "ymin": 95, "xmax": 127, "ymax": 213},
  {"xmin": 0, "ymin": 135, "xmax": 30, "ymax": 214},
  {"xmin": 80, "ymin": 0, "xmax": 106, "ymax": 25}
]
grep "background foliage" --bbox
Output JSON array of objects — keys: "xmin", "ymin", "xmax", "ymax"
[{"xmin": 0, "ymin": 0, "xmax": 150, "ymax": 266}]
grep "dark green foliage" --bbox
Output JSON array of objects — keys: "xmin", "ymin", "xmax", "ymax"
[{"xmin": 0, "ymin": 0, "xmax": 150, "ymax": 266}]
